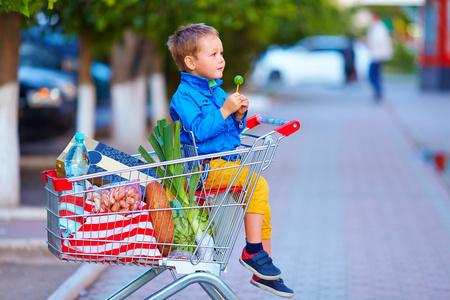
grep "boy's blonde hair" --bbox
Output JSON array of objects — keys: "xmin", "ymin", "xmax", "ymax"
[{"xmin": 167, "ymin": 23, "xmax": 219, "ymax": 72}]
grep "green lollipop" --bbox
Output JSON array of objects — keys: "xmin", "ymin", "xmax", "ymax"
[{"xmin": 234, "ymin": 75, "xmax": 244, "ymax": 92}]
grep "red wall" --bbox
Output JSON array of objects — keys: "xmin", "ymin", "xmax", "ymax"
[{"xmin": 421, "ymin": 0, "xmax": 450, "ymax": 66}]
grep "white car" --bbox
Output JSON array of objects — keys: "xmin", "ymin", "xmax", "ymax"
[{"xmin": 250, "ymin": 35, "xmax": 371, "ymax": 88}]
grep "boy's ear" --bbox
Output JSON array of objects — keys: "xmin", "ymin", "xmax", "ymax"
[{"xmin": 184, "ymin": 56, "xmax": 196, "ymax": 71}]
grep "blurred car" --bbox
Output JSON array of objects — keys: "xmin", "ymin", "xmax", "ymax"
[
  {"xmin": 296, "ymin": 35, "xmax": 371, "ymax": 82},
  {"xmin": 18, "ymin": 24, "xmax": 111, "ymax": 141},
  {"xmin": 251, "ymin": 44, "xmax": 345, "ymax": 87},
  {"xmin": 18, "ymin": 39, "xmax": 78, "ymax": 141},
  {"xmin": 250, "ymin": 35, "xmax": 370, "ymax": 88}
]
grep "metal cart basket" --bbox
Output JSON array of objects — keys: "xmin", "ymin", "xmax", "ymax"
[{"xmin": 43, "ymin": 115, "xmax": 299, "ymax": 299}]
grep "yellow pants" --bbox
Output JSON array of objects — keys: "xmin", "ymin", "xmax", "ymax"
[{"xmin": 203, "ymin": 158, "xmax": 272, "ymax": 240}]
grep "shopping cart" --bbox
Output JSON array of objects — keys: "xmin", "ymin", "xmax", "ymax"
[{"xmin": 43, "ymin": 114, "xmax": 300, "ymax": 299}]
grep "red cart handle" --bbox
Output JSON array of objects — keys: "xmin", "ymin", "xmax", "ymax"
[
  {"xmin": 246, "ymin": 114, "xmax": 300, "ymax": 136},
  {"xmin": 42, "ymin": 170, "xmax": 73, "ymax": 192}
]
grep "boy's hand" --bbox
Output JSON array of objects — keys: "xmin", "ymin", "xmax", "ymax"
[
  {"xmin": 235, "ymin": 94, "xmax": 249, "ymax": 120},
  {"xmin": 221, "ymin": 93, "xmax": 244, "ymax": 120}
]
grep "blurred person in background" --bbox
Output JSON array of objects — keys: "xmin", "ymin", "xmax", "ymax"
[
  {"xmin": 344, "ymin": 36, "xmax": 357, "ymax": 83},
  {"xmin": 366, "ymin": 13, "xmax": 393, "ymax": 101}
]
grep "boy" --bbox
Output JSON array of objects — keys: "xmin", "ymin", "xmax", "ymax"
[{"xmin": 167, "ymin": 23, "xmax": 293, "ymax": 298}]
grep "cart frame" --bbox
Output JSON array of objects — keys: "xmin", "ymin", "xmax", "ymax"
[{"xmin": 43, "ymin": 114, "xmax": 299, "ymax": 299}]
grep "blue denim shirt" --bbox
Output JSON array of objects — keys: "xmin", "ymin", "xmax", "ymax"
[{"xmin": 169, "ymin": 72, "xmax": 247, "ymax": 157}]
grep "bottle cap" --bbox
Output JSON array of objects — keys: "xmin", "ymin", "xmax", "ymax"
[{"xmin": 75, "ymin": 132, "xmax": 85, "ymax": 141}]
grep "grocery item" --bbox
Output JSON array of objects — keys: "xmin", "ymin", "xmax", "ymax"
[
  {"xmin": 167, "ymin": 249, "xmax": 195, "ymax": 260},
  {"xmin": 56, "ymin": 134, "xmax": 157, "ymax": 192},
  {"xmin": 138, "ymin": 119, "xmax": 212, "ymax": 253},
  {"xmin": 59, "ymin": 180, "xmax": 92, "ymax": 237},
  {"xmin": 146, "ymin": 181, "xmax": 175, "ymax": 256},
  {"xmin": 59, "ymin": 195, "xmax": 85, "ymax": 238},
  {"xmin": 64, "ymin": 132, "xmax": 90, "ymax": 180},
  {"xmin": 61, "ymin": 199, "xmax": 162, "ymax": 263},
  {"xmin": 97, "ymin": 182, "xmax": 141, "ymax": 216}
]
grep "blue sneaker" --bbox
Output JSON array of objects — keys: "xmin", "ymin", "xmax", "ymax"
[
  {"xmin": 239, "ymin": 248, "xmax": 282, "ymax": 280},
  {"xmin": 250, "ymin": 275, "xmax": 294, "ymax": 298}
]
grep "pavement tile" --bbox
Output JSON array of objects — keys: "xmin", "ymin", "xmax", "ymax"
[{"xmin": 6, "ymin": 78, "xmax": 450, "ymax": 300}]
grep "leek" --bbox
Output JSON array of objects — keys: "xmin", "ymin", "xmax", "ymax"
[{"xmin": 139, "ymin": 120, "xmax": 211, "ymax": 252}]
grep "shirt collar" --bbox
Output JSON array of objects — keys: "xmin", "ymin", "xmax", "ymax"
[
  {"xmin": 208, "ymin": 79, "xmax": 217, "ymax": 88},
  {"xmin": 180, "ymin": 72, "xmax": 223, "ymax": 91}
]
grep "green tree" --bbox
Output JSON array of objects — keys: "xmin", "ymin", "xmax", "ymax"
[
  {"xmin": 138, "ymin": 0, "xmax": 352, "ymax": 93},
  {"xmin": 42, "ymin": 0, "xmax": 310, "ymax": 146},
  {"xmin": 41, "ymin": 1, "xmax": 127, "ymax": 139},
  {"xmin": 43, "ymin": 1, "xmax": 170, "ymax": 146},
  {"xmin": 42, "ymin": 0, "xmax": 350, "ymax": 146}
]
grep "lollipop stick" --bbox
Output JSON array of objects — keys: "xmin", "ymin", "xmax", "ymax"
[{"xmin": 236, "ymin": 85, "xmax": 240, "ymax": 93}]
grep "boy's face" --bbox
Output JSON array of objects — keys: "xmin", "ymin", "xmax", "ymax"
[{"xmin": 185, "ymin": 34, "xmax": 225, "ymax": 79}]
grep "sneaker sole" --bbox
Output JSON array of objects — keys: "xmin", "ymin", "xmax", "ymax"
[
  {"xmin": 239, "ymin": 258, "xmax": 282, "ymax": 280},
  {"xmin": 250, "ymin": 279, "xmax": 294, "ymax": 298}
]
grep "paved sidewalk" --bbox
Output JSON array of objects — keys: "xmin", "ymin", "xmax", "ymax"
[
  {"xmin": 2, "ymin": 76, "xmax": 450, "ymax": 299},
  {"xmin": 74, "ymin": 78, "xmax": 450, "ymax": 299}
]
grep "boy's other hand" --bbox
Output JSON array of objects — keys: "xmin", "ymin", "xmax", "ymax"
[
  {"xmin": 238, "ymin": 94, "xmax": 249, "ymax": 114},
  {"xmin": 221, "ymin": 93, "xmax": 243, "ymax": 120},
  {"xmin": 235, "ymin": 94, "xmax": 248, "ymax": 120}
]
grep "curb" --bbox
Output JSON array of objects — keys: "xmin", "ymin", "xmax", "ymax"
[
  {"xmin": 48, "ymin": 264, "xmax": 109, "ymax": 300},
  {"xmin": 0, "ymin": 207, "xmax": 109, "ymax": 299},
  {"xmin": 20, "ymin": 154, "xmax": 56, "ymax": 169},
  {"xmin": 0, "ymin": 238, "xmax": 109, "ymax": 299},
  {"xmin": 0, "ymin": 206, "xmax": 46, "ymax": 221},
  {"xmin": 0, "ymin": 238, "xmax": 47, "ymax": 251},
  {"xmin": 0, "ymin": 239, "xmax": 54, "ymax": 265}
]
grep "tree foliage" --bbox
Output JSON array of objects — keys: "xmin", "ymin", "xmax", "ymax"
[
  {"xmin": 151, "ymin": 0, "xmax": 352, "ymax": 90},
  {"xmin": 38, "ymin": 0, "xmax": 351, "ymax": 87},
  {"xmin": 4, "ymin": 0, "xmax": 352, "ymax": 87},
  {"xmin": 0, "ymin": 0, "xmax": 56, "ymax": 17}
]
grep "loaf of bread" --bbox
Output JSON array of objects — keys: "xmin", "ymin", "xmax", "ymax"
[{"xmin": 146, "ymin": 181, "xmax": 175, "ymax": 256}]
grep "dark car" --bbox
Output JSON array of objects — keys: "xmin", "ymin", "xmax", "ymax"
[
  {"xmin": 18, "ymin": 24, "xmax": 111, "ymax": 141},
  {"xmin": 18, "ymin": 65, "xmax": 77, "ymax": 140},
  {"xmin": 18, "ymin": 37, "xmax": 78, "ymax": 141}
]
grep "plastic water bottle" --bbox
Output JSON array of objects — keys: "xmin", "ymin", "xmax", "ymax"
[
  {"xmin": 64, "ymin": 132, "xmax": 90, "ymax": 179},
  {"xmin": 60, "ymin": 132, "xmax": 90, "ymax": 237}
]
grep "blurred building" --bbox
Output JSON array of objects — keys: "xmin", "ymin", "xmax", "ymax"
[
  {"xmin": 419, "ymin": 0, "xmax": 450, "ymax": 90},
  {"xmin": 337, "ymin": 0, "xmax": 425, "ymax": 5},
  {"xmin": 338, "ymin": 0, "xmax": 449, "ymax": 91}
]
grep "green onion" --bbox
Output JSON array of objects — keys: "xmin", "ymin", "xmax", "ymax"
[{"xmin": 139, "ymin": 119, "xmax": 212, "ymax": 251}]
